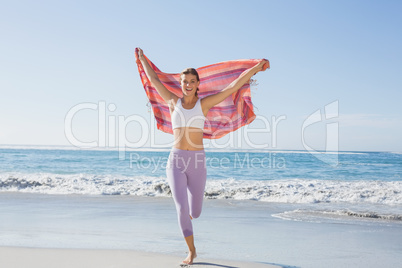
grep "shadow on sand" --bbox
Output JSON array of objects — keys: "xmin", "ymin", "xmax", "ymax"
[
  {"xmin": 179, "ymin": 261, "xmax": 300, "ymax": 268},
  {"xmin": 180, "ymin": 262, "xmax": 238, "ymax": 268}
]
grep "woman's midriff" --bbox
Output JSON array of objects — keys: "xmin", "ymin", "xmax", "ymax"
[{"xmin": 173, "ymin": 127, "xmax": 204, "ymax": 151}]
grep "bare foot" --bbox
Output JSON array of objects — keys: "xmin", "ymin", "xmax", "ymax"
[{"xmin": 182, "ymin": 250, "xmax": 197, "ymax": 265}]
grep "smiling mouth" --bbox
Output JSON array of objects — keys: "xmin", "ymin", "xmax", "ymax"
[{"xmin": 186, "ymin": 88, "xmax": 193, "ymax": 91}]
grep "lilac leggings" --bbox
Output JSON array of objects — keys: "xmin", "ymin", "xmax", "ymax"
[{"xmin": 166, "ymin": 148, "xmax": 207, "ymax": 237}]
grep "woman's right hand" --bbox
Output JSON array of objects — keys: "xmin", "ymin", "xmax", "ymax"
[{"xmin": 136, "ymin": 47, "xmax": 144, "ymax": 61}]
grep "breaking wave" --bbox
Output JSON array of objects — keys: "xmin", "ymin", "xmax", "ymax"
[
  {"xmin": 0, "ymin": 173, "xmax": 401, "ymax": 205},
  {"xmin": 273, "ymin": 209, "xmax": 402, "ymax": 223}
]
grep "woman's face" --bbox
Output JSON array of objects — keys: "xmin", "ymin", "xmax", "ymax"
[{"xmin": 180, "ymin": 74, "xmax": 200, "ymax": 96}]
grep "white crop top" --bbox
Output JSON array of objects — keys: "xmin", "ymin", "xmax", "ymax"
[{"xmin": 171, "ymin": 98, "xmax": 206, "ymax": 130}]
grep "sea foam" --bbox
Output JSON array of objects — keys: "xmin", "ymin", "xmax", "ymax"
[
  {"xmin": 1, "ymin": 172, "xmax": 401, "ymax": 205},
  {"xmin": 272, "ymin": 209, "xmax": 402, "ymax": 224}
]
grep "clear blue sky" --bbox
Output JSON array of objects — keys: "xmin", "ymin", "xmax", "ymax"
[{"xmin": 1, "ymin": 0, "xmax": 401, "ymax": 152}]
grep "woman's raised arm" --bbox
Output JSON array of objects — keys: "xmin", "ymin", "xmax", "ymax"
[
  {"xmin": 201, "ymin": 59, "xmax": 269, "ymax": 114},
  {"xmin": 136, "ymin": 48, "xmax": 177, "ymax": 104}
]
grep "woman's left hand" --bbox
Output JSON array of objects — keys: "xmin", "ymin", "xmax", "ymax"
[{"xmin": 255, "ymin": 59, "xmax": 270, "ymax": 73}]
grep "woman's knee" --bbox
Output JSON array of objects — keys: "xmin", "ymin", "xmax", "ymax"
[
  {"xmin": 176, "ymin": 203, "xmax": 189, "ymax": 216},
  {"xmin": 190, "ymin": 208, "xmax": 202, "ymax": 219}
]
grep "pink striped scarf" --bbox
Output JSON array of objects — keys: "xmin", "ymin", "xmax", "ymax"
[{"xmin": 135, "ymin": 51, "xmax": 269, "ymax": 139}]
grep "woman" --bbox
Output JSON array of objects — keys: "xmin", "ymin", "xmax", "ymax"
[{"xmin": 137, "ymin": 48, "xmax": 268, "ymax": 265}]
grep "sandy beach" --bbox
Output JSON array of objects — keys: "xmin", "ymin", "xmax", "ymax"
[
  {"xmin": 0, "ymin": 247, "xmax": 281, "ymax": 268},
  {"xmin": 1, "ymin": 192, "xmax": 401, "ymax": 268}
]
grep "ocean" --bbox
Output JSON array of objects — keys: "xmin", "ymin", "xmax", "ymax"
[
  {"xmin": 1, "ymin": 145, "xmax": 402, "ymax": 267},
  {"xmin": 1, "ymin": 146, "xmax": 401, "ymax": 206}
]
